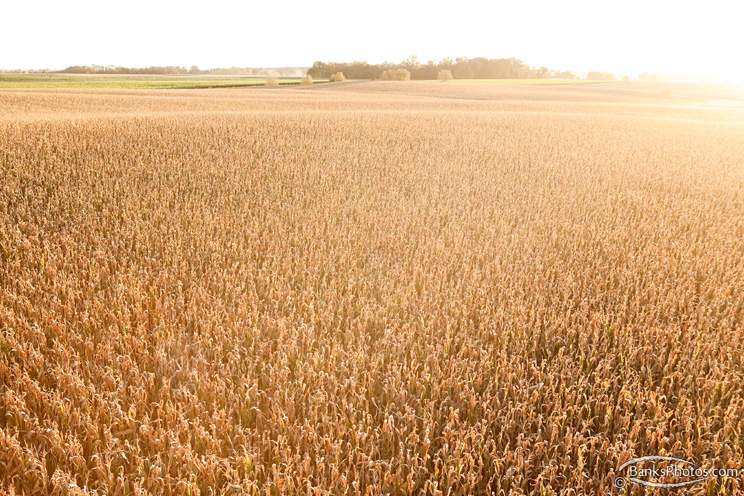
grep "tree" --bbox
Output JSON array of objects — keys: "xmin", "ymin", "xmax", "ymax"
[
  {"xmin": 401, "ymin": 55, "xmax": 420, "ymax": 72},
  {"xmin": 381, "ymin": 68, "xmax": 410, "ymax": 81},
  {"xmin": 329, "ymin": 72, "xmax": 346, "ymax": 82},
  {"xmin": 438, "ymin": 69, "xmax": 453, "ymax": 82},
  {"xmin": 307, "ymin": 61, "xmax": 328, "ymax": 78},
  {"xmin": 412, "ymin": 60, "xmax": 438, "ymax": 80},
  {"xmin": 305, "ymin": 56, "xmax": 573, "ymax": 82},
  {"xmin": 453, "ymin": 60, "xmax": 473, "ymax": 79},
  {"xmin": 300, "ymin": 74, "xmax": 313, "ymax": 85},
  {"xmin": 534, "ymin": 66, "xmax": 550, "ymax": 79},
  {"xmin": 394, "ymin": 69, "xmax": 410, "ymax": 81},
  {"xmin": 550, "ymin": 70, "xmax": 576, "ymax": 79},
  {"xmin": 587, "ymin": 71, "xmax": 617, "ymax": 81}
]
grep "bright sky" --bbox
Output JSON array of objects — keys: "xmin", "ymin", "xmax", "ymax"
[{"xmin": 2, "ymin": 0, "xmax": 742, "ymax": 81}]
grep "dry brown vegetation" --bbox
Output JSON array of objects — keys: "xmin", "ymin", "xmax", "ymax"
[{"xmin": 1, "ymin": 81, "xmax": 744, "ymax": 495}]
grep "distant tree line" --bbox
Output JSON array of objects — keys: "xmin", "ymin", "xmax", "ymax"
[
  {"xmin": 58, "ymin": 65, "xmax": 309, "ymax": 76},
  {"xmin": 0, "ymin": 69, "xmax": 53, "ymax": 73},
  {"xmin": 1, "ymin": 61, "xmax": 651, "ymax": 81},
  {"xmin": 586, "ymin": 71, "xmax": 617, "ymax": 81},
  {"xmin": 638, "ymin": 72, "xmax": 666, "ymax": 82},
  {"xmin": 307, "ymin": 56, "xmax": 578, "ymax": 80}
]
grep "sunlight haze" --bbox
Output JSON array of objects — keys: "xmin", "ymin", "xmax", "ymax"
[
  {"xmin": 2, "ymin": 0, "xmax": 742, "ymax": 80},
  {"xmin": 4, "ymin": 0, "xmax": 744, "ymax": 492}
]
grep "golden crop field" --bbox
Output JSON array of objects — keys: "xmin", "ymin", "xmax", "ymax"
[{"xmin": 1, "ymin": 81, "xmax": 744, "ymax": 495}]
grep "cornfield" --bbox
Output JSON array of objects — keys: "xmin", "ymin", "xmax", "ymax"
[{"xmin": 1, "ymin": 82, "xmax": 743, "ymax": 495}]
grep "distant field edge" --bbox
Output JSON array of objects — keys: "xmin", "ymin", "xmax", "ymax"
[
  {"xmin": 446, "ymin": 78, "xmax": 622, "ymax": 85},
  {"xmin": 0, "ymin": 74, "xmax": 329, "ymax": 89}
]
